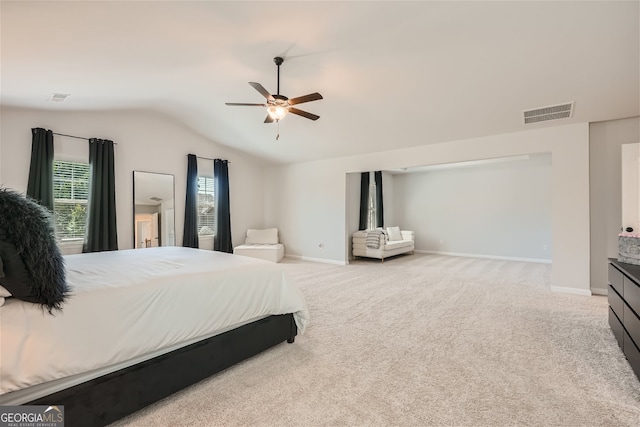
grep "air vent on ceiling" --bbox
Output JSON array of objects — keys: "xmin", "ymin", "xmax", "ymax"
[
  {"xmin": 523, "ymin": 102, "xmax": 574, "ymax": 124},
  {"xmin": 48, "ymin": 93, "xmax": 70, "ymax": 102},
  {"xmin": 150, "ymin": 196, "xmax": 163, "ymax": 202}
]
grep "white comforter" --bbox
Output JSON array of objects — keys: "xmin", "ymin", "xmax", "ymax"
[{"xmin": 0, "ymin": 247, "xmax": 309, "ymax": 397}]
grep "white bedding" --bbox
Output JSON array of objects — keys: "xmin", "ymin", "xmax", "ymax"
[{"xmin": 0, "ymin": 247, "xmax": 309, "ymax": 399}]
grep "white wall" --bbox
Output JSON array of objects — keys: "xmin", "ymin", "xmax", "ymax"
[
  {"xmin": 345, "ymin": 172, "xmax": 361, "ymax": 261},
  {"xmin": 0, "ymin": 107, "xmax": 271, "ymax": 250},
  {"xmin": 265, "ymin": 161, "xmax": 347, "ymax": 264},
  {"xmin": 391, "ymin": 154, "xmax": 551, "ymax": 261},
  {"xmin": 589, "ymin": 116, "xmax": 640, "ymax": 294},
  {"xmin": 266, "ymin": 123, "xmax": 590, "ymax": 295}
]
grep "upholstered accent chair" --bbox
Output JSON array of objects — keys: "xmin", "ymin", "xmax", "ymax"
[
  {"xmin": 233, "ymin": 228, "xmax": 285, "ymax": 263},
  {"xmin": 352, "ymin": 226, "xmax": 414, "ymax": 262}
]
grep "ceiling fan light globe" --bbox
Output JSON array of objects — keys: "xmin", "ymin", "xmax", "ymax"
[{"xmin": 267, "ymin": 105, "xmax": 288, "ymax": 120}]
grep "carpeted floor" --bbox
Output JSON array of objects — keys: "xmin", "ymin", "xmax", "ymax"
[{"xmin": 113, "ymin": 254, "xmax": 640, "ymax": 426}]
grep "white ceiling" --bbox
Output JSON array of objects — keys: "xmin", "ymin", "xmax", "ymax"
[{"xmin": 2, "ymin": 1, "xmax": 638, "ymax": 165}]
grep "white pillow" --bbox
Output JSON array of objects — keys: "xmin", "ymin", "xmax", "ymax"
[
  {"xmin": 246, "ymin": 228, "xmax": 279, "ymax": 245},
  {"xmin": 386, "ymin": 226, "xmax": 402, "ymax": 241},
  {"xmin": 0, "ymin": 285, "xmax": 11, "ymax": 307}
]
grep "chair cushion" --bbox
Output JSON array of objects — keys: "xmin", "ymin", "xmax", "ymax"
[
  {"xmin": 246, "ymin": 228, "xmax": 279, "ymax": 244},
  {"xmin": 385, "ymin": 240, "xmax": 414, "ymax": 250}
]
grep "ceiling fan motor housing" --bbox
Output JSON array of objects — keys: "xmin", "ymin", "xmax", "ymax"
[{"xmin": 272, "ymin": 94, "xmax": 289, "ymax": 106}]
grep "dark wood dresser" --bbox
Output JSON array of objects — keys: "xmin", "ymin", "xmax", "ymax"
[{"xmin": 608, "ymin": 259, "xmax": 640, "ymax": 379}]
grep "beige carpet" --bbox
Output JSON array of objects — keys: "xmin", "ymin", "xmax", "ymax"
[{"xmin": 113, "ymin": 254, "xmax": 640, "ymax": 426}]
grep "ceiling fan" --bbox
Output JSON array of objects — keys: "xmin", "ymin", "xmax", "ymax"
[{"xmin": 225, "ymin": 56, "xmax": 323, "ymax": 123}]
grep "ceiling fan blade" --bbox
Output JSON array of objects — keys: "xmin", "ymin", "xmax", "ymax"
[
  {"xmin": 288, "ymin": 92, "xmax": 323, "ymax": 106},
  {"xmin": 264, "ymin": 114, "xmax": 274, "ymax": 124},
  {"xmin": 249, "ymin": 82, "xmax": 275, "ymax": 101},
  {"xmin": 225, "ymin": 102, "xmax": 267, "ymax": 106},
  {"xmin": 288, "ymin": 107, "xmax": 320, "ymax": 121}
]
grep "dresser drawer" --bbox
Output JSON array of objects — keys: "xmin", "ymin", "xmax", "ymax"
[
  {"xmin": 624, "ymin": 330, "xmax": 640, "ymax": 380},
  {"xmin": 624, "ymin": 276, "xmax": 640, "ymax": 314},
  {"xmin": 624, "ymin": 302, "xmax": 640, "ymax": 348},
  {"xmin": 609, "ymin": 263, "xmax": 625, "ymax": 295},
  {"xmin": 609, "ymin": 307, "xmax": 624, "ymax": 350},
  {"xmin": 609, "ymin": 285, "xmax": 624, "ymax": 320}
]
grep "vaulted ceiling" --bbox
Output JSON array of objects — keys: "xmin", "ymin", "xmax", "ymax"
[{"xmin": 2, "ymin": 1, "xmax": 638, "ymax": 164}]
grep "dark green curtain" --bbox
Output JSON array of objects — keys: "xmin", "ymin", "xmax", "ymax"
[
  {"xmin": 182, "ymin": 154, "xmax": 199, "ymax": 248},
  {"xmin": 26, "ymin": 128, "xmax": 54, "ymax": 211},
  {"xmin": 358, "ymin": 172, "xmax": 369, "ymax": 230},
  {"xmin": 213, "ymin": 159, "xmax": 232, "ymax": 253},
  {"xmin": 374, "ymin": 171, "xmax": 384, "ymax": 228},
  {"xmin": 83, "ymin": 139, "xmax": 118, "ymax": 253}
]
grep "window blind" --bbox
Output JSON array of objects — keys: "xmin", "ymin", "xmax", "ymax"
[
  {"xmin": 53, "ymin": 160, "xmax": 89, "ymax": 239},
  {"xmin": 197, "ymin": 176, "xmax": 216, "ymax": 235}
]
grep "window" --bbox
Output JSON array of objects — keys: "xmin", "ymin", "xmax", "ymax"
[
  {"xmin": 367, "ymin": 174, "xmax": 377, "ymax": 230},
  {"xmin": 197, "ymin": 176, "xmax": 215, "ymax": 236},
  {"xmin": 53, "ymin": 160, "xmax": 90, "ymax": 240}
]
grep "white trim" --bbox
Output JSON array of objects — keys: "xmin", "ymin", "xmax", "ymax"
[
  {"xmin": 389, "ymin": 154, "xmax": 532, "ymax": 174},
  {"xmin": 550, "ymin": 286, "xmax": 592, "ymax": 296},
  {"xmin": 590, "ymin": 287, "xmax": 608, "ymax": 296},
  {"xmin": 285, "ymin": 254, "xmax": 347, "ymax": 266},
  {"xmin": 416, "ymin": 250, "xmax": 552, "ymax": 264}
]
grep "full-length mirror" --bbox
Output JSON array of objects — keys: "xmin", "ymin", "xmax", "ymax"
[
  {"xmin": 622, "ymin": 142, "xmax": 640, "ymax": 233},
  {"xmin": 133, "ymin": 171, "xmax": 175, "ymax": 248}
]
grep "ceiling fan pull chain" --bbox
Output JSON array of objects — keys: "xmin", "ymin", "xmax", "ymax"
[{"xmin": 276, "ymin": 120, "xmax": 280, "ymax": 141}]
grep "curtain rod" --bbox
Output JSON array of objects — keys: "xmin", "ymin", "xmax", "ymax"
[
  {"xmin": 52, "ymin": 132, "xmax": 118, "ymax": 144},
  {"xmin": 53, "ymin": 132, "xmax": 88, "ymax": 141},
  {"xmin": 193, "ymin": 155, "xmax": 230, "ymax": 163}
]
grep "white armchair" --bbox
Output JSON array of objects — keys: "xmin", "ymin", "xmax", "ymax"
[{"xmin": 233, "ymin": 228, "xmax": 285, "ymax": 262}]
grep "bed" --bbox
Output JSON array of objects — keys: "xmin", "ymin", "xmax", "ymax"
[{"xmin": 0, "ymin": 246, "xmax": 309, "ymax": 426}]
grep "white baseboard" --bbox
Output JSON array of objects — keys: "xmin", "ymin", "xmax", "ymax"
[
  {"xmin": 416, "ymin": 250, "xmax": 552, "ymax": 264},
  {"xmin": 590, "ymin": 287, "xmax": 608, "ymax": 296},
  {"xmin": 285, "ymin": 254, "xmax": 347, "ymax": 266},
  {"xmin": 550, "ymin": 286, "xmax": 592, "ymax": 296}
]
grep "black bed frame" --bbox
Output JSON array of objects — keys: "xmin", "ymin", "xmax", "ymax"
[{"xmin": 27, "ymin": 314, "xmax": 297, "ymax": 427}]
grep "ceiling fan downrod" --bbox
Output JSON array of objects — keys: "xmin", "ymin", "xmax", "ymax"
[{"xmin": 274, "ymin": 56, "xmax": 283, "ymax": 95}]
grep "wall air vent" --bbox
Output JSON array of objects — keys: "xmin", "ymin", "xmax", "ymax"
[
  {"xmin": 48, "ymin": 93, "xmax": 70, "ymax": 102},
  {"xmin": 523, "ymin": 102, "xmax": 573, "ymax": 124}
]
